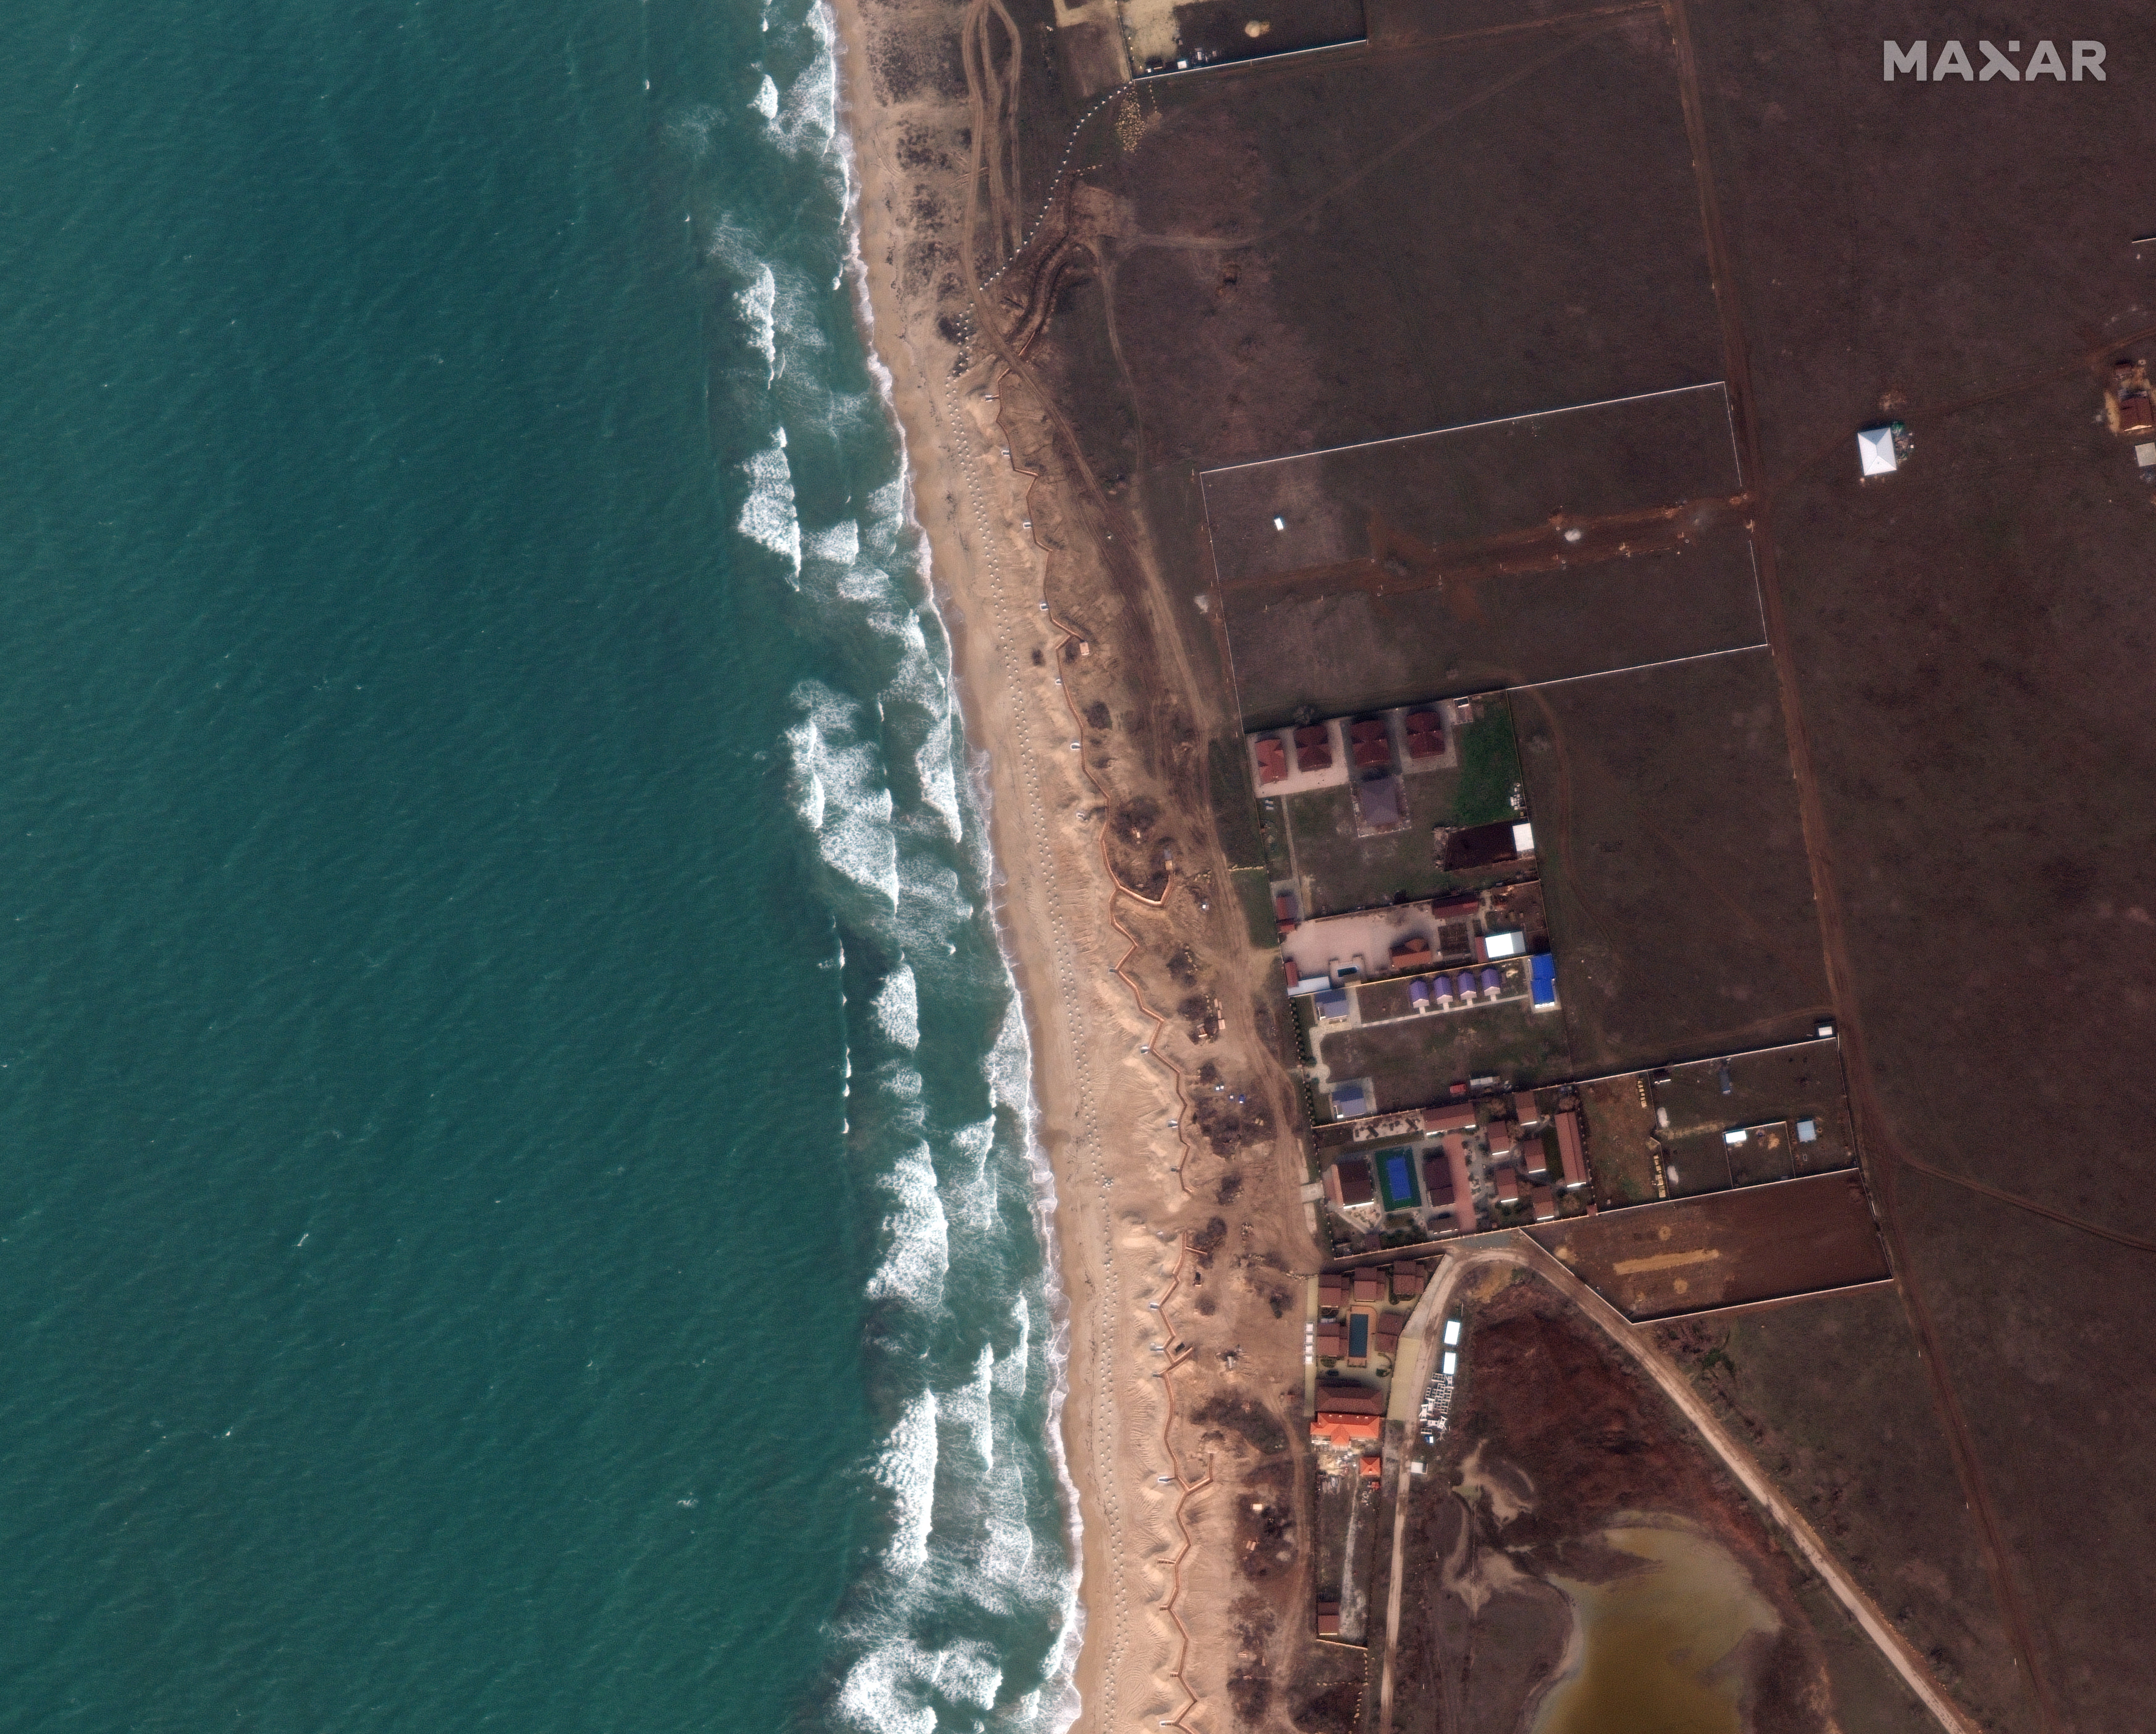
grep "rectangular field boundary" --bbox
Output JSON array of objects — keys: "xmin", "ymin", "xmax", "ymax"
[
  {"xmin": 1198, "ymin": 380, "xmax": 1729, "ymax": 482},
  {"xmin": 1646, "ymin": 1276, "xmax": 1899, "ymax": 1324},
  {"xmin": 1511, "ymin": 640, "xmax": 1771, "ymax": 692},
  {"xmin": 1139, "ymin": 35, "xmax": 1370, "ymax": 83}
]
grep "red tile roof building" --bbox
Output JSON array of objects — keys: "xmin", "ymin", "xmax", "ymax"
[{"xmin": 1555, "ymin": 1109, "xmax": 1588, "ymax": 1186}]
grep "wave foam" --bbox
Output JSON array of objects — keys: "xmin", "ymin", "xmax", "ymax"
[
  {"xmin": 864, "ymin": 1141, "xmax": 949, "ymax": 1310},
  {"xmin": 784, "ymin": 682, "xmax": 900, "ymax": 906},
  {"xmin": 873, "ymin": 1389, "xmax": 940, "ymax": 1574},
  {"xmin": 737, "ymin": 262, "xmax": 777, "ymax": 383},
  {"xmin": 871, "ymin": 963, "xmax": 919, "ymax": 1050},
  {"xmin": 737, "ymin": 428, "xmax": 800, "ymax": 577}
]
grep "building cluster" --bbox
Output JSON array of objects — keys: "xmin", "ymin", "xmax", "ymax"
[
  {"xmin": 1282, "ymin": 885, "xmax": 1540, "ymax": 1000},
  {"xmin": 1319, "ymin": 1090, "xmax": 1590, "ymax": 1239}
]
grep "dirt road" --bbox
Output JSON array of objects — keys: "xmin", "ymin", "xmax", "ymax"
[{"xmin": 1371, "ymin": 1235, "xmax": 1980, "ymax": 1734}]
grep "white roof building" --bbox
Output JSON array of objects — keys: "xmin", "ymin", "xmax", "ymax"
[{"xmin": 1856, "ymin": 425, "xmax": 1900, "ymax": 476}]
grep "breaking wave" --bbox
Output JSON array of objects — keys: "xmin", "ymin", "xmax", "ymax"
[{"xmin": 685, "ymin": 0, "xmax": 1082, "ymax": 1725}]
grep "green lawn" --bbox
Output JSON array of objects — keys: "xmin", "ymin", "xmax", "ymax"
[
  {"xmin": 1276, "ymin": 700, "xmax": 1529, "ymax": 915},
  {"xmin": 1285, "ymin": 784, "xmax": 1452, "ymax": 914},
  {"xmin": 1447, "ymin": 705, "xmax": 1525, "ymax": 827},
  {"xmin": 1232, "ymin": 867, "xmax": 1277, "ymax": 950},
  {"xmin": 1208, "ymin": 736, "xmax": 1269, "ymax": 871}
]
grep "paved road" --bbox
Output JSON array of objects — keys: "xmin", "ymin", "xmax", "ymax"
[{"xmin": 1371, "ymin": 1234, "xmax": 1980, "ymax": 1734}]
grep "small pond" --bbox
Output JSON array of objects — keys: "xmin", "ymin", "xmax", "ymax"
[{"xmin": 1534, "ymin": 1522, "xmax": 1778, "ymax": 1734}]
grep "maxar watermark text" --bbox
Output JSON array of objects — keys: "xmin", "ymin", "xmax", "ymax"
[{"xmin": 1883, "ymin": 40, "xmax": 2105, "ymax": 80}]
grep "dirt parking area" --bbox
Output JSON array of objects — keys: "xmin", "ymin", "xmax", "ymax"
[{"xmin": 1530, "ymin": 1170, "xmax": 1888, "ymax": 1318}]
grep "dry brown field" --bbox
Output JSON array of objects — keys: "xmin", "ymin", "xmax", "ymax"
[
  {"xmin": 1681, "ymin": 3, "xmax": 2156, "ymax": 1723},
  {"xmin": 1528, "ymin": 1170, "xmax": 1889, "ymax": 1317},
  {"xmin": 1655, "ymin": 1287, "xmax": 2038, "ymax": 1732},
  {"xmin": 1515, "ymin": 649, "xmax": 1831, "ymax": 1072}
]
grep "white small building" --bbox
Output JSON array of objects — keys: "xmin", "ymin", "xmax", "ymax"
[{"xmin": 1856, "ymin": 425, "xmax": 1901, "ymax": 476}]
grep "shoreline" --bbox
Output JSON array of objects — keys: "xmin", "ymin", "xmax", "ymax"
[
  {"xmin": 831, "ymin": 52, "xmax": 1089, "ymax": 1734},
  {"xmin": 823, "ymin": 5, "xmax": 1324, "ymax": 1726},
  {"xmin": 826, "ymin": 5, "xmax": 1117, "ymax": 1725}
]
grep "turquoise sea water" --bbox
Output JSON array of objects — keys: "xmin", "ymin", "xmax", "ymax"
[{"xmin": 0, "ymin": 3, "xmax": 1074, "ymax": 1729}]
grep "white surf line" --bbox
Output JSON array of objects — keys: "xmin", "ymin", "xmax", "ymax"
[
  {"xmin": 1197, "ymin": 380, "xmax": 1731, "ymax": 478},
  {"xmin": 1511, "ymin": 639, "xmax": 1769, "ymax": 691},
  {"xmin": 943, "ymin": 312, "xmax": 1135, "ymax": 1733}
]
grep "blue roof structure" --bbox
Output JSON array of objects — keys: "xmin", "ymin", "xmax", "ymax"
[
  {"xmin": 1530, "ymin": 953, "xmax": 1558, "ymax": 1009},
  {"xmin": 1314, "ymin": 988, "xmax": 1351, "ymax": 1021}
]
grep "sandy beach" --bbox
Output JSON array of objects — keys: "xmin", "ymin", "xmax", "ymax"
[{"xmin": 830, "ymin": 0, "xmax": 1329, "ymax": 1725}]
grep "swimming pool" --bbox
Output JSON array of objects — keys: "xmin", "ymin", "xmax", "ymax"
[{"xmin": 1376, "ymin": 1146, "xmax": 1419, "ymax": 1211}]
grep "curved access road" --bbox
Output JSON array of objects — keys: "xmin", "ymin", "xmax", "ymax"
[{"xmin": 1373, "ymin": 1234, "xmax": 1981, "ymax": 1734}]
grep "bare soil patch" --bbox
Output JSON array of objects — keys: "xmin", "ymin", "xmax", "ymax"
[
  {"xmin": 1202, "ymin": 383, "xmax": 1736, "ymax": 587},
  {"xmin": 1091, "ymin": 18, "xmax": 1717, "ymax": 469}
]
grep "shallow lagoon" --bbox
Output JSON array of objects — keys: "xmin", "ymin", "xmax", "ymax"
[{"xmin": 1536, "ymin": 1521, "xmax": 1778, "ymax": 1734}]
